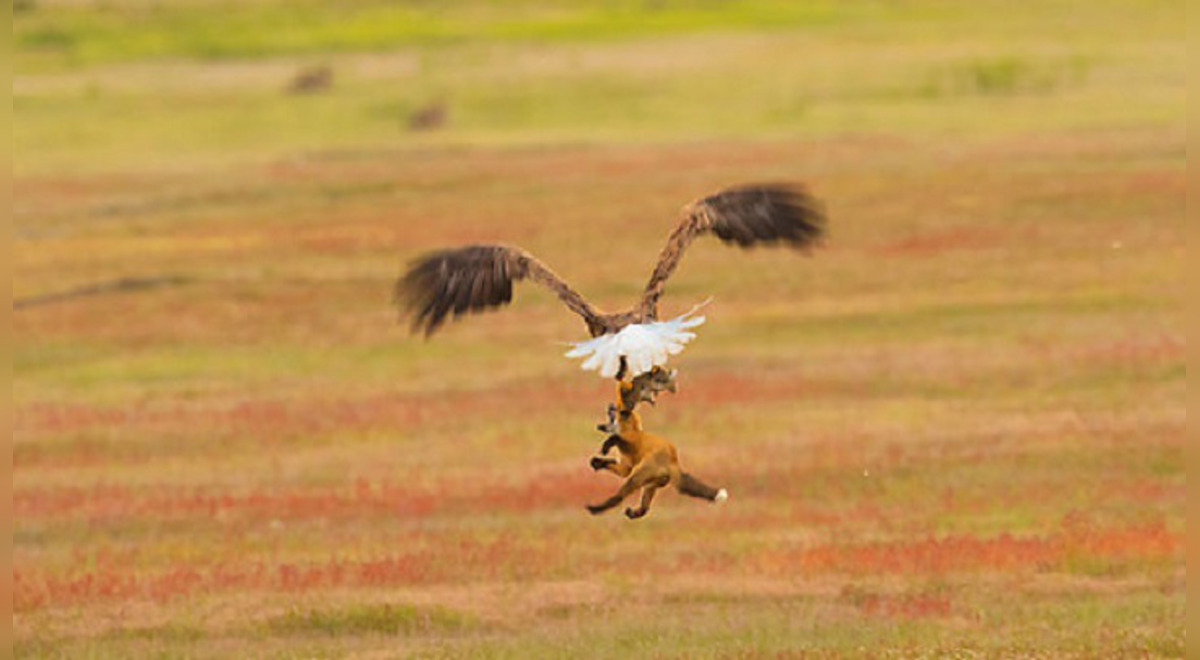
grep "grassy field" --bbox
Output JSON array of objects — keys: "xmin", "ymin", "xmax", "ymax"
[{"xmin": 13, "ymin": 0, "xmax": 1185, "ymax": 657}]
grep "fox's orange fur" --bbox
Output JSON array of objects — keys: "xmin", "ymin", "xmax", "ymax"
[{"xmin": 587, "ymin": 373, "xmax": 726, "ymax": 519}]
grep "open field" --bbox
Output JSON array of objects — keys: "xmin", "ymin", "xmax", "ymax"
[{"xmin": 14, "ymin": 1, "xmax": 1185, "ymax": 657}]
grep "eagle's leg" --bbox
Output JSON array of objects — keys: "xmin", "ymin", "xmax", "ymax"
[{"xmin": 615, "ymin": 356, "xmax": 629, "ymax": 382}]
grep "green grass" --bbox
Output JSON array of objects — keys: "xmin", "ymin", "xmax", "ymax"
[
  {"xmin": 12, "ymin": 1, "xmax": 970, "ymax": 69},
  {"xmin": 267, "ymin": 602, "xmax": 474, "ymax": 636},
  {"xmin": 13, "ymin": 0, "xmax": 1185, "ymax": 174}
]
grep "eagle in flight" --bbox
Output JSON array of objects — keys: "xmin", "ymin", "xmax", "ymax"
[{"xmin": 395, "ymin": 183, "xmax": 826, "ymax": 378}]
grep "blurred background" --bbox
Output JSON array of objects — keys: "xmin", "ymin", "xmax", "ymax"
[
  {"xmin": 13, "ymin": 0, "xmax": 1185, "ymax": 175},
  {"xmin": 14, "ymin": 1, "xmax": 1184, "ymax": 656}
]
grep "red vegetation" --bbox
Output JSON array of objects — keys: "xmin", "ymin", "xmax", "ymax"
[
  {"xmin": 1075, "ymin": 334, "xmax": 1185, "ymax": 365},
  {"xmin": 14, "ymin": 556, "xmax": 433, "ymax": 611},
  {"xmin": 15, "ymin": 533, "xmax": 569, "ymax": 611},
  {"xmin": 17, "ymin": 386, "xmax": 585, "ymax": 439},
  {"xmin": 842, "ymin": 587, "xmax": 954, "ymax": 620},
  {"xmin": 14, "ymin": 521, "xmax": 1180, "ymax": 612},
  {"xmin": 15, "ymin": 371, "xmax": 842, "ymax": 443},
  {"xmin": 671, "ymin": 373, "xmax": 862, "ymax": 408},
  {"xmin": 13, "ymin": 370, "xmax": 855, "ymax": 469},
  {"xmin": 14, "ymin": 472, "xmax": 607, "ymax": 522},
  {"xmin": 871, "ymin": 227, "xmax": 1010, "ymax": 257},
  {"xmin": 757, "ymin": 520, "xmax": 1180, "ymax": 576},
  {"xmin": 13, "ymin": 383, "xmax": 603, "ymax": 468}
]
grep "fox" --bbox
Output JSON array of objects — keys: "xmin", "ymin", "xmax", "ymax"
[{"xmin": 586, "ymin": 366, "xmax": 728, "ymax": 519}]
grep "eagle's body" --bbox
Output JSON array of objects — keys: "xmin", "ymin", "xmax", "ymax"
[{"xmin": 396, "ymin": 183, "xmax": 826, "ymax": 378}]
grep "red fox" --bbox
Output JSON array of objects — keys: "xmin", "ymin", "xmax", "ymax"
[{"xmin": 587, "ymin": 368, "xmax": 728, "ymax": 519}]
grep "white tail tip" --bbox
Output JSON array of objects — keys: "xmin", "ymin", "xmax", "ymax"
[{"xmin": 714, "ymin": 489, "xmax": 728, "ymax": 503}]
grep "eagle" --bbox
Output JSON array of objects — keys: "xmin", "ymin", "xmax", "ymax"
[{"xmin": 395, "ymin": 183, "xmax": 826, "ymax": 379}]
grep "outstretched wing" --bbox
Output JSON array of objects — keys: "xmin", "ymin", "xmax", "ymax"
[
  {"xmin": 639, "ymin": 183, "xmax": 827, "ymax": 316},
  {"xmin": 395, "ymin": 244, "xmax": 603, "ymax": 336}
]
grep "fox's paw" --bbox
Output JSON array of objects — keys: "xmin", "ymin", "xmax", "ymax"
[
  {"xmin": 586, "ymin": 503, "xmax": 607, "ymax": 515},
  {"xmin": 624, "ymin": 507, "xmax": 648, "ymax": 520},
  {"xmin": 590, "ymin": 456, "xmax": 614, "ymax": 471}
]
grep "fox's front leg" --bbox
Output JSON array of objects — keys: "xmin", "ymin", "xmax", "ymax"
[
  {"xmin": 600, "ymin": 433, "xmax": 622, "ymax": 456},
  {"xmin": 590, "ymin": 441, "xmax": 633, "ymax": 477},
  {"xmin": 590, "ymin": 432, "xmax": 633, "ymax": 475},
  {"xmin": 595, "ymin": 403, "xmax": 618, "ymax": 435}
]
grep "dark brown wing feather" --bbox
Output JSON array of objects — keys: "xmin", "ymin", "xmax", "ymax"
[
  {"xmin": 639, "ymin": 183, "xmax": 827, "ymax": 317},
  {"xmin": 395, "ymin": 244, "xmax": 602, "ymax": 336}
]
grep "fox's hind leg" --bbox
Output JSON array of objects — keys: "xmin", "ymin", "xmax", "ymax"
[
  {"xmin": 625, "ymin": 478, "xmax": 669, "ymax": 519},
  {"xmin": 587, "ymin": 462, "xmax": 668, "ymax": 515}
]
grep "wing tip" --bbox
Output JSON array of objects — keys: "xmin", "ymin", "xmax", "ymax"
[
  {"xmin": 702, "ymin": 181, "xmax": 828, "ymax": 250},
  {"xmin": 393, "ymin": 244, "xmax": 517, "ymax": 337}
]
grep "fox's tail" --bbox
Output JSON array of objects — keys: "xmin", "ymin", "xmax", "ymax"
[{"xmin": 677, "ymin": 472, "xmax": 728, "ymax": 503}]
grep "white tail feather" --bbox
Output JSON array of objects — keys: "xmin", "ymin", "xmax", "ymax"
[{"xmin": 564, "ymin": 304, "xmax": 708, "ymax": 378}]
